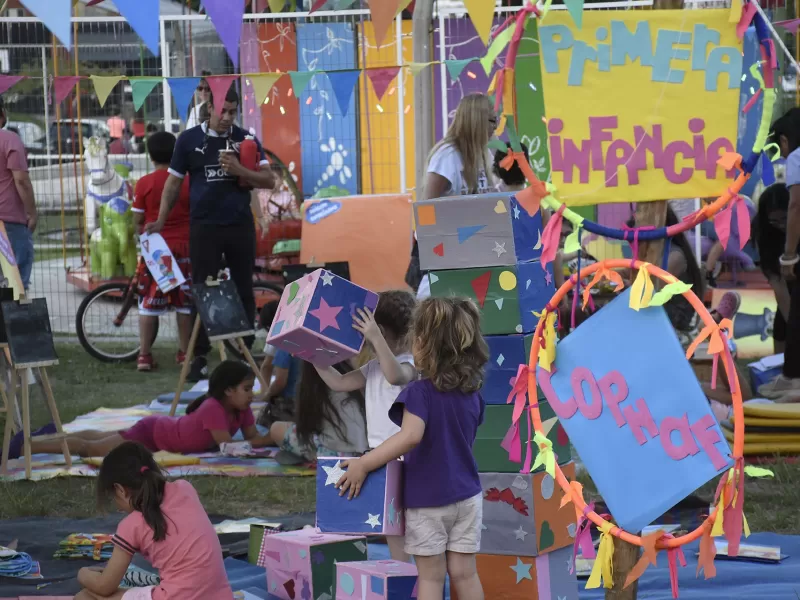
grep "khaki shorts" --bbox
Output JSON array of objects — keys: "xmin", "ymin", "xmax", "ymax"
[{"xmin": 404, "ymin": 493, "xmax": 483, "ymax": 556}]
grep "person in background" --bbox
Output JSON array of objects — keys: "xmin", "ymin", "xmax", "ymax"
[
  {"xmin": 131, "ymin": 131, "xmax": 193, "ymax": 372},
  {"xmin": 492, "ymin": 142, "xmax": 529, "ymax": 193},
  {"xmin": 258, "ymin": 300, "xmax": 280, "ymax": 385},
  {"xmin": 186, "ymin": 71, "xmax": 212, "ymax": 130},
  {"xmin": 258, "ymin": 348, "xmax": 301, "ymax": 428},
  {"xmin": 0, "ymin": 98, "xmax": 36, "ymax": 289},
  {"xmin": 702, "ymin": 195, "xmax": 756, "ymax": 288}
]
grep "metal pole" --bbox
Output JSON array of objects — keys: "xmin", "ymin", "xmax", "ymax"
[
  {"xmin": 41, "ymin": 46, "xmax": 51, "ymax": 170},
  {"xmin": 437, "ymin": 10, "xmax": 447, "ymax": 141},
  {"xmin": 52, "ymin": 40, "xmax": 67, "ymax": 266},
  {"xmin": 396, "ymin": 15, "xmax": 407, "ymax": 193},
  {"xmin": 412, "ymin": 0, "xmax": 434, "ymax": 200},
  {"xmin": 160, "ymin": 17, "xmax": 172, "ymax": 131},
  {"xmin": 74, "ymin": 22, "xmax": 88, "ymax": 263}
]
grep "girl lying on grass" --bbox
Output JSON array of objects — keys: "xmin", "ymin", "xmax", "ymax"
[
  {"xmin": 75, "ymin": 441, "xmax": 232, "ymax": 600},
  {"xmin": 18, "ymin": 361, "xmax": 270, "ymax": 459}
]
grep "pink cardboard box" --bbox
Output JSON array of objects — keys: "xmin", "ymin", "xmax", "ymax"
[
  {"xmin": 317, "ymin": 458, "xmax": 404, "ymax": 536},
  {"xmin": 267, "ymin": 268, "xmax": 379, "ymax": 366},
  {"xmin": 262, "ymin": 529, "xmax": 368, "ymax": 600},
  {"xmin": 336, "ymin": 560, "xmax": 418, "ymax": 599}
]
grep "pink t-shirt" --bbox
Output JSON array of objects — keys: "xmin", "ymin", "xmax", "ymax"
[
  {"xmin": 0, "ymin": 130, "xmax": 29, "ymax": 225},
  {"xmin": 112, "ymin": 480, "xmax": 232, "ymax": 600},
  {"xmin": 152, "ymin": 398, "xmax": 255, "ymax": 453}
]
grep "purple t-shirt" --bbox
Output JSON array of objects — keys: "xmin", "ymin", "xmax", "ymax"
[{"xmin": 389, "ymin": 379, "xmax": 484, "ymax": 509}]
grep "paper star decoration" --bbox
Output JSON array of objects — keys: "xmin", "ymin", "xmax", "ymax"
[
  {"xmin": 513, "ymin": 204, "xmax": 521, "ymax": 219},
  {"xmin": 309, "ymin": 298, "xmax": 343, "ymax": 332},
  {"xmin": 322, "ymin": 460, "xmax": 346, "ymax": 486},
  {"xmin": 566, "ymin": 555, "xmax": 574, "ymax": 573},
  {"xmin": 321, "ymin": 271, "xmax": 334, "ymax": 286},
  {"xmin": 388, "ymin": 499, "xmax": 396, "ymax": 525},
  {"xmin": 510, "ymin": 557, "xmax": 533, "ymax": 583},
  {"xmin": 514, "ymin": 526, "xmax": 528, "ymax": 541},
  {"xmin": 365, "ymin": 513, "xmax": 382, "ymax": 529},
  {"xmin": 493, "ymin": 241, "xmax": 507, "ymax": 257},
  {"xmin": 544, "ymin": 270, "xmax": 553, "ymax": 286}
]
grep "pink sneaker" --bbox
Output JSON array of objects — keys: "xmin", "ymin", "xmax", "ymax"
[
  {"xmin": 176, "ymin": 350, "xmax": 186, "ymax": 365},
  {"xmin": 715, "ymin": 291, "xmax": 741, "ymax": 321},
  {"xmin": 137, "ymin": 354, "xmax": 156, "ymax": 372}
]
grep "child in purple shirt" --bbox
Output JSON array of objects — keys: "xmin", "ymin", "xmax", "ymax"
[{"xmin": 337, "ymin": 297, "xmax": 488, "ymax": 600}]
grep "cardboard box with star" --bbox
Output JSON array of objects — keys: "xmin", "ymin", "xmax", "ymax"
[
  {"xmin": 316, "ymin": 458, "xmax": 404, "ymax": 536},
  {"xmin": 414, "ymin": 192, "xmax": 545, "ymax": 271},
  {"xmin": 335, "ymin": 560, "xmax": 418, "ymax": 599},
  {"xmin": 266, "ymin": 268, "xmax": 378, "ymax": 367},
  {"xmin": 483, "ymin": 334, "xmax": 535, "ymax": 405}
]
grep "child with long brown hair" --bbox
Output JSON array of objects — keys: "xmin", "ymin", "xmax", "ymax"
[{"xmin": 336, "ymin": 297, "xmax": 488, "ymax": 600}]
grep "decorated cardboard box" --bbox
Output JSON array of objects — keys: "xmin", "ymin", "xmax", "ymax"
[
  {"xmin": 539, "ymin": 288, "xmax": 732, "ymax": 533},
  {"xmin": 428, "ymin": 263, "xmax": 554, "ymax": 335},
  {"xmin": 267, "ymin": 269, "xmax": 378, "ymax": 367},
  {"xmin": 316, "ymin": 458, "xmax": 404, "ymax": 535},
  {"xmin": 484, "ymin": 334, "xmax": 534, "ymax": 405},
  {"xmin": 480, "ymin": 462, "xmax": 577, "ymax": 557},
  {"xmin": 262, "ymin": 529, "xmax": 367, "ymax": 600},
  {"xmin": 335, "ymin": 560, "xmax": 418, "ymax": 599},
  {"xmin": 474, "ymin": 403, "xmax": 571, "ymax": 473},
  {"xmin": 450, "ymin": 546, "xmax": 578, "ymax": 600},
  {"xmin": 415, "ymin": 193, "xmax": 544, "ymax": 270}
]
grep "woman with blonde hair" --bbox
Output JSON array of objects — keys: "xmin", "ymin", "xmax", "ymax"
[{"xmin": 407, "ymin": 94, "xmax": 498, "ymax": 298}]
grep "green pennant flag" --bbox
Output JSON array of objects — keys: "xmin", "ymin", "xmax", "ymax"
[
  {"xmin": 481, "ymin": 23, "xmax": 515, "ymax": 75},
  {"xmin": 130, "ymin": 77, "xmax": 162, "ymax": 111},
  {"xmin": 564, "ymin": 0, "xmax": 585, "ymax": 29},
  {"xmin": 506, "ymin": 117, "xmax": 522, "ymax": 153},
  {"xmin": 445, "ymin": 59, "xmax": 473, "ymax": 81},
  {"xmin": 289, "ymin": 71, "xmax": 318, "ymax": 97},
  {"xmin": 90, "ymin": 75, "xmax": 125, "ymax": 108}
]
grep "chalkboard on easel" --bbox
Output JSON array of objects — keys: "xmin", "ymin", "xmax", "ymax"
[
  {"xmin": 191, "ymin": 279, "xmax": 254, "ymax": 342},
  {"xmin": 1, "ymin": 298, "xmax": 58, "ymax": 368},
  {"xmin": 0, "ymin": 287, "xmax": 17, "ymax": 346}
]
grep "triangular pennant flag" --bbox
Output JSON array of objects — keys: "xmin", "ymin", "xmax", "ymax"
[
  {"xmin": 445, "ymin": 59, "xmax": 473, "ymax": 81},
  {"xmin": 21, "ymin": 0, "xmax": 72, "ymax": 49},
  {"xmin": 289, "ymin": 71, "xmax": 317, "ymax": 96},
  {"xmin": 90, "ymin": 75, "xmax": 125, "ymax": 108},
  {"xmin": 247, "ymin": 73, "xmax": 283, "ymax": 105},
  {"xmin": 112, "ymin": 0, "xmax": 160, "ymax": 56},
  {"xmin": 333, "ymin": 0, "xmax": 358, "ymax": 7},
  {"xmin": 268, "ymin": 0, "xmax": 285, "ymax": 11},
  {"xmin": 471, "ymin": 271, "xmax": 492, "ymax": 308},
  {"xmin": 0, "ymin": 76, "xmax": 26, "ymax": 96},
  {"xmin": 309, "ymin": 0, "xmax": 328, "ymax": 11},
  {"xmin": 52, "ymin": 76, "xmax": 82, "ymax": 105},
  {"xmin": 368, "ymin": 0, "xmax": 400, "ymax": 48},
  {"xmin": 464, "ymin": 0, "xmax": 495, "ymax": 46},
  {"xmin": 167, "ymin": 77, "xmax": 201, "ymax": 121},
  {"xmin": 406, "ymin": 62, "xmax": 434, "ymax": 76},
  {"xmin": 203, "ymin": 0, "xmax": 245, "ymax": 70},
  {"xmin": 327, "ymin": 70, "xmax": 360, "ymax": 116},
  {"xmin": 564, "ymin": 0, "xmax": 585, "ymax": 29},
  {"xmin": 397, "ymin": 0, "xmax": 414, "ymax": 14},
  {"xmin": 130, "ymin": 77, "xmax": 163, "ymax": 111},
  {"xmin": 206, "ymin": 75, "xmax": 237, "ymax": 116},
  {"xmin": 366, "ymin": 67, "xmax": 400, "ymax": 100}
]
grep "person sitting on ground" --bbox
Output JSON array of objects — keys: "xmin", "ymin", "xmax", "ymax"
[
  {"xmin": 19, "ymin": 361, "xmax": 270, "ymax": 459},
  {"xmin": 267, "ymin": 360, "xmax": 368, "ymax": 462},
  {"xmin": 492, "ymin": 142, "xmax": 529, "ymax": 193},
  {"xmin": 74, "ymin": 442, "xmax": 233, "ymax": 600},
  {"xmin": 258, "ymin": 346, "xmax": 301, "ymax": 428},
  {"xmin": 132, "ymin": 131, "xmax": 193, "ymax": 372},
  {"xmin": 258, "ymin": 300, "xmax": 280, "ymax": 387}
]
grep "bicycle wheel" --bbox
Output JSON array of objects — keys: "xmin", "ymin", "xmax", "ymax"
[
  {"xmin": 223, "ymin": 280, "xmax": 284, "ymax": 359},
  {"xmin": 76, "ymin": 282, "xmax": 158, "ymax": 363}
]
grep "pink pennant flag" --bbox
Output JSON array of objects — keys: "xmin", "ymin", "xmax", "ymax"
[
  {"xmin": 714, "ymin": 195, "xmax": 751, "ymax": 251},
  {"xmin": 540, "ymin": 204, "xmax": 565, "ymax": 270},
  {"xmin": 309, "ymin": 0, "xmax": 327, "ymax": 12},
  {"xmin": 205, "ymin": 76, "xmax": 237, "ymax": 116},
  {"xmin": 53, "ymin": 76, "xmax": 83, "ymax": 105},
  {"xmin": 774, "ymin": 18, "xmax": 800, "ymax": 32},
  {"xmin": 366, "ymin": 66, "xmax": 400, "ymax": 100},
  {"xmin": 0, "ymin": 75, "xmax": 26, "ymax": 96}
]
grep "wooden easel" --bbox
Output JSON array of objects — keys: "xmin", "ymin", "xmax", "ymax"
[{"xmin": 169, "ymin": 278, "xmax": 267, "ymax": 416}]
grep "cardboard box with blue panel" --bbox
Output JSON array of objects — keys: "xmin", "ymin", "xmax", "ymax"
[{"xmin": 335, "ymin": 560, "xmax": 418, "ymax": 599}]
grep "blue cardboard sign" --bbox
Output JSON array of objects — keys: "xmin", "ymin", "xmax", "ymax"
[{"xmin": 305, "ymin": 200, "xmax": 342, "ymax": 225}]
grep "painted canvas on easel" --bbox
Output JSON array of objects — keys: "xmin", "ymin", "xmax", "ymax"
[
  {"xmin": 1, "ymin": 298, "xmax": 57, "ymax": 368},
  {"xmin": 0, "ymin": 221, "xmax": 25, "ymax": 300},
  {"xmin": 139, "ymin": 233, "xmax": 186, "ymax": 294},
  {"xmin": 191, "ymin": 280, "xmax": 254, "ymax": 342}
]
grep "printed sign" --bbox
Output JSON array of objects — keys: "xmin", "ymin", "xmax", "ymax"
[
  {"xmin": 539, "ymin": 10, "xmax": 743, "ymax": 205},
  {"xmin": 139, "ymin": 233, "xmax": 186, "ymax": 294},
  {"xmin": 0, "ymin": 221, "xmax": 24, "ymax": 299},
  {"xmin": 305, "ymin": 199, "xmax": 342, "ymax": 225}
]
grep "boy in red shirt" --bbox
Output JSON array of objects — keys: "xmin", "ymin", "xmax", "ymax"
[{"xmin": 132, "ymin": 131, "xmax": 192, "ymax": 372}]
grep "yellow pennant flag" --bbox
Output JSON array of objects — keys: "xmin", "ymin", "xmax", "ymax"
[
  {"xmin": 464, "ymin": 0, "xmax": 495, "ymax": 46},
  {"xmin": 396, "ymin": 0, "xmax": 413, "ymax": 15},
  {"xmin": 406, "ymin": 62, "xmax": 435, "ymax": 76},
  {"xmin": 268, "ymin": 0, "xmax": 285, "ymax": 12},
  {"xmin": 247, "ymin": 73, "xmax": 283, "ymax": 105},
  {"xmin": 90, "ymin": 75, "xmax": 125, "ymax": 108}
]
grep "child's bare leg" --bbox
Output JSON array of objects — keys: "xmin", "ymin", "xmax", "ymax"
[
  {"xmin": 413, "ymin": 553, "xmax": 447, "ymax": 600},
  {"xmin": 176, "ymin": 312, "xmax": 193, "ymax": 354},
  {"xmin": 139, "ymin": 315, "xmax": 158, "ymax": 357},
  {"xmin": 446, "ymin": 551, "xmax": 483, "ymax": 600},
  {"xmin": 30, "ymin": 432, "xmax": 125, "ymax": 457},
  {"xmin": 386, "ymin": 535, "xmax": 411, "ymax": 562}
]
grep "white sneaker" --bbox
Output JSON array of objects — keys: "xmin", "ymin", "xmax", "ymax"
[{"xmin": 757, "ymin": 374, "xmax": 800, "ymax": 399}]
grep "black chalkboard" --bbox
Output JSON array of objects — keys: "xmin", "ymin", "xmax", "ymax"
[
  {"xmin": 191, "ymin": 280, "xmax": 254, "ymax": 342},
  {"xmin": 1, "ymin": 298, "xmax": 58, "ymax": 368},
  {"xmin": 0, "ymin": 287, "xmax": 16, "ymax": 345},
  {"xmin": 283, "ymin": 262, "xmax": 350, "ymax": 284}
]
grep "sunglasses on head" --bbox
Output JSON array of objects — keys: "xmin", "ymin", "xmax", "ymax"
[{"xmin": 197, "ymin": 85, "xmax": 210, "ymax": 92}]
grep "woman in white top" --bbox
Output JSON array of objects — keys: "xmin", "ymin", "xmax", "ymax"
[
  {"xmin": 185, "ymin": 75, "xmax": 211, "ymax": 129},
  {"xmin": 410, "ymin": 93, "xmax": 498, "ymax": 299}
]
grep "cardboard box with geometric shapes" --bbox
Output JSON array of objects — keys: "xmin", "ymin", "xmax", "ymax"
[
  {"xmin": 538, "ymin": 288, "xmax": 733, "ymax": 533},
  {"xmin": 415, "ymin": 193, "xmax": 544, "ymax": 271},
  {"xmin": 335, "ymin": 560, "xmax": 418, "ymax": 599},
  {"xmin": 316, "ymin": 458, "xmax": 404, "ymax": 536},
  {"xmin": 484, "ymin": 334, "xmax": 534, "ymax": 405}
]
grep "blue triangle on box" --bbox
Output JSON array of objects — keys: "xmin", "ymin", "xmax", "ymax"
[
  {"xmin": 114, "ymin": 0, "xmax": 161, "ymax": 56},
  {"xmin": 20, "ymin": 0, "xmax": 72, "ymax": 49},
  {"xmin": 167, "ymin": 78, "xmax": 202, "ymax": 122},
  {"xmin": 327, "ymin": 70, "xmax": 361, "ymax": 117},
  {"xmin": 457, "ymin": 224, "xmax": 486, "ymax": 244}
]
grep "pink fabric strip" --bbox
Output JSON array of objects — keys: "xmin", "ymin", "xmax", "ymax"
[
  {"xmin": 742, "ymin": 88, "xmax": 762, "ymax": 113},
  {"xmin": 536, "ymin": 552, "xmax": 552, "ymax": 600}
]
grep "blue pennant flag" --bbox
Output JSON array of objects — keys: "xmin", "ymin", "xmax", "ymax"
[
  {"xmin": 113, "ymin": 0, "xmax": 161, "ymax": 56},
  {"xmin": 167, "ymin": 78, "xmax": 201, "ymax": 122},
  {"xmin": 327, "ymin": 70, "xmax": 361, "ymax": 117},
  {"xmin": 20, "ymin": 0, "xmax": 71, "ymax": 50}
]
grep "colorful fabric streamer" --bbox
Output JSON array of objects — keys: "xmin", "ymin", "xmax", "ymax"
[
  {"xmin": 540, "ymin": 204, "xmax": 565, "ymax": 270},
  {"xmin": 714, "ymin": 193, "xmax": 752, "ymax": 251},
  {"xmin": 649, "ymin": 280, "xmax": 692, "ymax": 307},
  {"xmin": 582, "ymin": 266, "xmax": 624, "ymax": 309},
  {"xmin": 711, "ymin": 459, "xmax": 749, "ymax": 557},
  {"xmin": 535, "ymin": 310, "xmax": 558, "ymax": 372},
  {"xmin": 629, "ymin": 264, "xmax": 654, "ymax": 311},
  {"xmin": 624, "ymin": 529, "xmax": 662, "ymax": 590},
  {"xmin": 507, "ymin": 364, "xmax": 529, "ymax": 426},
  {"xmin": 570, "ymin": 502, "xmax": 597, "ymax": 569},
  {"xmin": 587, "ymin": 522, "xmax": 615, "ymax": 590},
  {"xmin": 696, "ymin": 527, "xmax": 718, "ymax": 580},
  {"xmin": 531, "ymin": 430, "xmax": 556, "ymax": 479}
]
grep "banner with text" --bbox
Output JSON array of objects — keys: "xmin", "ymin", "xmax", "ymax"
[{"xmin": 539, "ymin": 10, "xmax": 743, "ymax": 205}]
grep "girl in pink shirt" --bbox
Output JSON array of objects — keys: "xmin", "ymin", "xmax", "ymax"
[
  {"xmin": 25, "ymin": 361, "xmax": 269, "ymax": 458},
  {"xmin": 75, "ymin": 442, "xmax": 232, "ymax": 600}
]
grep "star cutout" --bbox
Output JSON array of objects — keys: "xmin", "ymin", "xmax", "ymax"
[
  {"xmin": 493, "ymin": 241, "xmax": 507, "ymax": 257},
  {"xmin": 322, "ymin": 460, "xmax": 346, "ymax": 486},
  {"xmin": 513, "ymin": 204, "xmax": 521, "ymax": 219},
  {"xmin": 480, "ymin": 523, "xmax": 487, "ymax": 530},
  {"xmin": 566, "ymin": 555, "xmax": 574, "ymax": 573},
  {"xmin": 320, "ymin": 271, "xmax": 334, "ymax": 286},
  {"xmin": 309, "ymin": 298, "xmax": 343, "ymax": 332},
  {"xmin": 534, "ymin": 229, "xmax": 542, "ymax": 250},
  {"xmin": 388, "ymin": 499, "xmax": 396, "ymax": 525},
  {"xmin": 365, "ymin": 513, "xmax": 381, "ymax": 529},
  {"xmin": 544, "ymin": 270, "xmax": 553, "ymax": 286},
  {"xmin": 514, "ymin": 526, "xmax": 528, "ymax": 541},
  {"xmin": 510, "ymin": 557, "xmax": 533, "ymax": 583}
]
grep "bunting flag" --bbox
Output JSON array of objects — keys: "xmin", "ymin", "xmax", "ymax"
[
  {"xmin": 20, "ymin": 0, "xmax": 72, "ymax": 50},
  {"xmin": 90, "ymin": 75, "xmax": 125, "ymax": 108},
  {"xmin": 131, "ymin": 77, "xmax": 163, "ymax": 111},
  {"xmin": 368, "ymin": 0, "xmax": 400, "ymax": 48},
  {"xmin": 203, "ymin": 0, "xmax": 245, "ymax": 71},
  {"xmin": 113, "ymin": 0, "xmax": 161, "ymax": 56},
  {"xmin": 52, "ymin": 76, "xmax": 82, "ymax": 105},
  {"xmin": 406, "ymin": 62, "xmax": 434, "ymax": 76},
  {"xmin": 327, "ymin": 70, "xmax": 360, "ymax": 116},
  {"xmin": 0, "ymin": 76, "xmax": 26, "ymax": 96},
  {"xmin": 366, "ymin": 67, "xmax": 400, "ymax": 100},
  {"xmin": 397, "ymin": 0, "xmax": 414, "ymax": 14},
  {"xmin": 445, "ymin": 59, "xmax": 473, "ymax": 81},
  {"xmin": 481, "ymin": 22, "xmax": 515, "ymax": 75},
  {"xmin": 247, "ymin": 73, "xmax": 283, "ymax": 105},
  {"xmin": 289, "ymin": 71, "xmax": 317, "ymax": 96},
  {"xmin": 309, "ymin": 0, "xmax": 328, "ymax": 12},
  {"xmin": 205, "ymin": 75, "xmax": 238, "ymax": 116},
  {"xmin": 463, "ymin": 0, "xmax": 495, "ymax": 46},
  {"xmin": 267, "ymin": 0, "xmax": 285, "ymax": 12},
  {"xmin": 167, "ymin": 77, "xmax": 201, "ymax": 121},
  {"xmin": 564, "ymin": 0, "xmax": 585, "ymax": 29}
]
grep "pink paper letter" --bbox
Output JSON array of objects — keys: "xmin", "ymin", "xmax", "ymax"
[
  {"xmin": 622, "ymin": 398, "xmax": 658, "ymax": 445},
  {"xmin": 690, "ymin": 414, "xmax": 729, "ymax": 470},
  {"xmin": 538, "ymin": 368, "xmax": 578, "ymax": 419},
  {"xmin": 571, "ymin": 367, "xmax": 603, "ymax": 420},
  {"xmin": 598, "ymin": 370, "xmax": 628, "ymax": 427},
  {"xmin": 659, "ymin": 414, "xmax": 700, "ymax": 460}
]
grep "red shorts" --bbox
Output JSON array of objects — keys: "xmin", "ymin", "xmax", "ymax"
[
  {"xmin": 137, "ymin": 253, "xmax": 192, "ymax": 316},
  {"xmin": 119, "ymin": 415, "xmax": 160, "ymax": 452}
]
